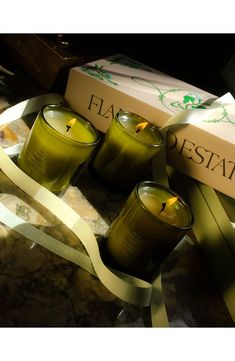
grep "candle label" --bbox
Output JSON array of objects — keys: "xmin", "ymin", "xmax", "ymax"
[
  {"xmin": 119, "ymin": 230, "xmax": 145, "ymax": 257},
  {"xmin": 22, "ymin": 149, "xmax": 48, "ymax": 176},
  {"xmin": 17, "ymin": 104, "xmax": 100, "ymax": 193}
]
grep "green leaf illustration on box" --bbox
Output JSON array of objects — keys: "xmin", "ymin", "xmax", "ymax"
[
  {"xmin": 81, "ymin": 64, "xmax": 118, "ymax": 85},
  {"xmin": 131, "ymin": 77, "xmax": 206, "ymax": 113},
  {"xmin": 203, "ymin": 105, "xmax": 235, "ymax": 126},
  {"xmin": 108, "ymin": 55, "xmax": 152, "ymax": 72},
  {"xmin": 132, "ymin": 77, "xmax": 235, "ymax": 125}
]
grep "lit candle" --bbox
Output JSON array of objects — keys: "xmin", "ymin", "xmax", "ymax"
[
  {"xmin": 17, "ymin": 104, "xmax": 100, "ymax": 194},
  {"xmin": 104, "ymin": 181, "xmax": 193, "ymax": 281},
  {"xmin": 90, "ymin": 111, "xmax": 164, "ymax": 190}
]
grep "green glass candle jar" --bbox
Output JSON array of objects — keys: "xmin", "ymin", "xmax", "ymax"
[
  {"xmin": 17, "ymin": 104, "xmax": 100, "ymax": 194},
  {"xmin": 90, "ymin": 111, "xmax": 164, "ymax": 190},
  {"xmin": 104, "ymin": 181, "xmax": 193, "ymax": 281}
]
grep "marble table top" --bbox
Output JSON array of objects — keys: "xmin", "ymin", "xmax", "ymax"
[{"xmin": 0, "ymin": 161, "xmax": 150, "ymax": 327}]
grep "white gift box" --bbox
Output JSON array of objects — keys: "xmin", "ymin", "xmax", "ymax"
[{"xmin": 65, "ymin": 54, "xmax": 235, "ymax": 199}]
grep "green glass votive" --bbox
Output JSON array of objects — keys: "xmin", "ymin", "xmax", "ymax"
[
  {"xmin": 17, "ymin": 104, "xmax": 100, "ymax": 194},
  {"xmin": 90, "ymin": 111, "xmax": 164, "ymax": 190},
  {"xmin": 104, "ymin": 181, "xmax": 193, "ymax": 281}
]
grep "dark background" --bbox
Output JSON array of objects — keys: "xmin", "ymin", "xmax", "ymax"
[
  {"xmin": 60, "ymin": 33, "xmax": 235, "ymax": 96},
  {"xmin": 1, "ymin": 33, "xmax": 235, "ymax": 99}
]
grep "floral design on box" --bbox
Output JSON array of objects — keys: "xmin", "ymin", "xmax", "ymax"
[
  {"xmin": 203, "ymin": 105, "xmax": 235, "ymax": 126},
  {"xmin": 107, "ymin": 54, "xmax": 153, "ymax": 72},
  {"xmin": 132, "ymin": 77, "xmax": 235, "ymax": 125},
  {"xmin": 132, "ymin": 77, "xmax": 206, "ymax": 112},
  {"xmin": 81, "ymin": 62, "xmax": 235, "ymax": 127},
  {"xmin": 81, "ymin": 64, "xmax": 118, "ymax": 86}
]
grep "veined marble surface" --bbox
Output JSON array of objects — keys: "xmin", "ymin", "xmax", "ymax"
[{"xmin": 0, "ymin": 168, "xmax": 151, "ymax": 327}]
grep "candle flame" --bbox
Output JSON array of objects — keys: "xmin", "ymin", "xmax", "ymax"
[
  {"xmin": 66, "ymin": 118, "xmax": 76, "ymax": 132},
  {"xmin": 166, "ymin": 197, "xmax": 178, "ymax": 207},
  {"xmin": 160, "ymin": 197, "xmax": 178, "ymax": 213},
  {"xmin": 68, "ymin": 118, "xmax": 77, "ymax": 127},
  {"xmin": 135, "ymin": 121, "xmax": 149, "ymax": 134}
]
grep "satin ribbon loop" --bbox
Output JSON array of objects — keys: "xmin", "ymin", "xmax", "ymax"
[{"xmin": 0, "ymin": 93, "xmax": 153, "ymax": 309}]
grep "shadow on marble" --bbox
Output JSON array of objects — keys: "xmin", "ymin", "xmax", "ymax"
[
  {"xmin": 0, "ymin": 170, "xmax": 151, "ymax": 327},
  {"xmin": 161, "ymin": 241, "xmax": 234, "ymax": 327}
]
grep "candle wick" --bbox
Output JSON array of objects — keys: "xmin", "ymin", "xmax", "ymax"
[
  {"xmin": 66, "ymin": 125, "xmax": 71, "ymax": 132},
  {"xmin": 135, "ymin": 121, "xmax": 149, "ymax": 134},
  {"xmin": 160, "ymin": 202, "xmax": 166, "ymax": 212},
  {"xmin": 157, "ymin": 202, "xmax": 167, "ymax": 216}
]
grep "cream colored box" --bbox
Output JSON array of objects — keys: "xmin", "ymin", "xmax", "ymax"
[{"xmin": 65, "ymin": 54, "xmax": 235, "ymax": 199}]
